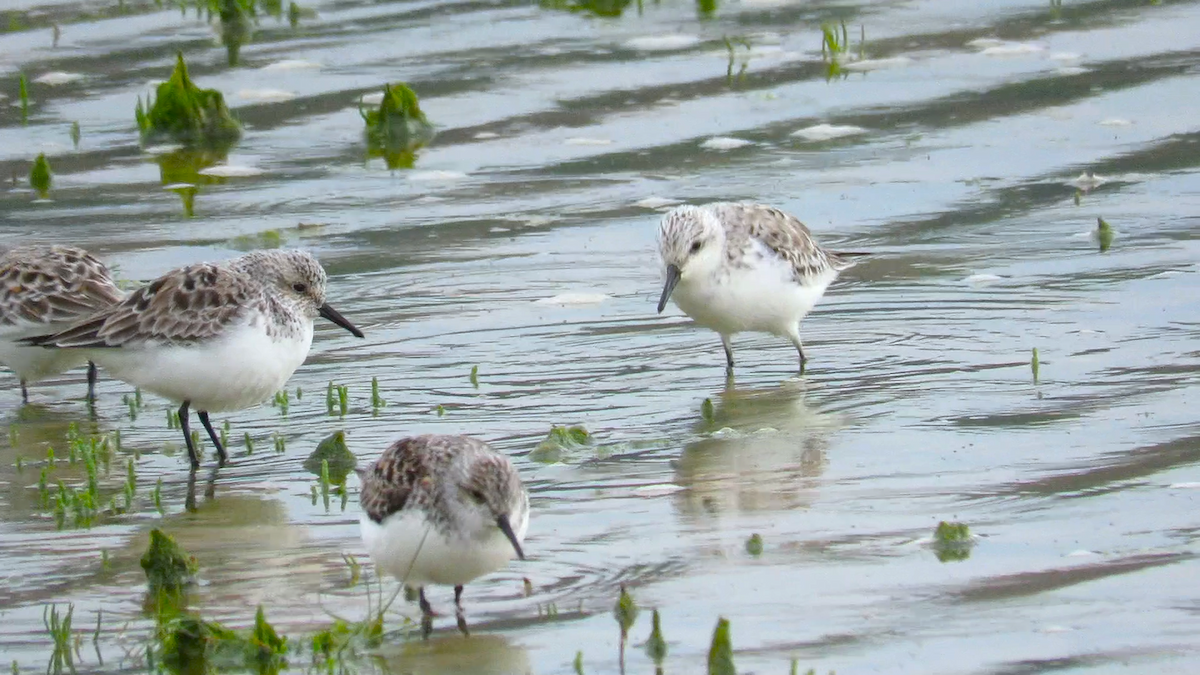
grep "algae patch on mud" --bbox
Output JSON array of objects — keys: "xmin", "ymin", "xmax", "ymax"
[{"xmin": 136, "ymin": 53, "xmax": 241, "ymax": 145}]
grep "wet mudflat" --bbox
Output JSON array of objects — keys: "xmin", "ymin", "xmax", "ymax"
[{"xmin": 1, "ymin": 0, "xmax": 1200, "ymax": 672}]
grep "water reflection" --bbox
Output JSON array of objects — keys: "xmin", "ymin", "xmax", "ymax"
[
  {"xmin": 153, "ymin": 145, "xmax": 234, "ymax": 217},
  {"xmin": 374, "ymin": 633, "xmax": 531, "ymax": 675},
  {"xmin": 673, "ymin": 380, "xmax": 841, "ymax": 519}
]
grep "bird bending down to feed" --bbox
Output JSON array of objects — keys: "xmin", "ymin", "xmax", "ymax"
[
  {"xmin": 0, "ymin": 245, "xmax": 124, "ymax": 403},
  {"xmin": 22, "ymin": 249, "xmax": 364, "ymax": 468},
  {"xmin": 358, "ymin": 434, "xmax": 529, "ymax": 630},
  {"xmin": 656, "ymin": 202, "xmax": 867, "ymax": 374}
]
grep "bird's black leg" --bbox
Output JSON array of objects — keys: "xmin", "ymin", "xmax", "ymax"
[
  {"xmin": 454, "ymin": 585, "xmax": 470, "ymax": 636},
  {"xmin": 179, "ymin": 401, "xmax": 200, "ymax": 469},
  {"xmin": 791, "ymin": 336, "xmax": 807, "ymax": 375},
  {"xmin": 86, "ymin": 362, "xmax": 98, "ymax": 403},
  {"xmin": 197, "ymin": 411, "xmax": 227, "ymax": 466},
  {"xmin": 418, "ymin": 587, "xmax": 435, "ymax": 616},
  {"xmin": 454, "ymin": 585, "xmax": 465, "ymax": 612},
  {"xmin": 20, "ymin": 380, "xmax": 29, "ymax": 404},
  {"xmin": 721, "ymin": 335, "xmax": 734, "ymax": 371}
]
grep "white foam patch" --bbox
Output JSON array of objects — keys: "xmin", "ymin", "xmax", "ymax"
[
  {"xmin": 624, "ymin": 34, "xmax": 700, "ymax": 51},
  {"xmin": 162, "ymin": 183, "xmax": 196, "ymax": 190},
  {"xmin": 564, "ymin": 137, "xmax": 613, "ymax": 146},
  {"xmin": 966, "ymin": 38, "xmax": 1005, "ymax": 49},
  {"xmin": 841, "ymin": 56, "xmax": 912, "ymax": 71},
  {"xmin": 144, "ymin": 144, "xmax": 185, "ymax": 155},
  {"xmin": 34, "ymin": 72, "xmax": 84, "ymax": 85},
  {"xmin": 198, "ymin": 165, "xmax": 264, "ymax": 177},
  {"xmin": 360, "ymin": 92, "xmax": 385, "ymax": 106},
  {"xmin": 635, "ymin": 196, "xmax": 681, "ymax": 209},
  {"xmin": 1065, "ymin": 549, "xmax": 1098, "ymax": 557},
  {"xmin": 535, "ymin": 293, "xmax": 610, "ymax": 305},
  {"xmin": 1050, "ymin": 52, "xmax": 1082, "ymax": 61},
  {"xmin": 1067, "ymin": 172, "xmax": 1107, "ymax": 189},
  {"xmin": 1168, "ymin": 481, "xmax": 1200, "ymax": 489},
  {"xmin": 791, "ymin": 123, "xmax": 867, "ymax": 141},
  {"xmin": 262, "ymin": 59, "xmax": 320, "ymax": 71},
  {"xmin": 1056, "ymin": 66, "xmax": 1088, "ymax": 75},
  {"xmin": 1098, "ymin": 118, "xmax": 1132, "ymax": 127},
  {"xmin": 978, "ymin": 42, "xmax": 1043, "ymax": 56},
  {"xmin": 236, "ymin": 88, "xmax": 296, "ymax": 103},
  {"xmin": 473, "ymin": 131, "xmax": 499, "ymax": 139},
  {"xmin": 964, "ymin": 273, "xmax": 1003, "ymax": 286},
  {"xmin": 701, "ymin": 136, "xmax": 753, "ymax": 150},
  {"xmin": 407, "ymin": 170, "xmax": 467, "ymax": 181}
]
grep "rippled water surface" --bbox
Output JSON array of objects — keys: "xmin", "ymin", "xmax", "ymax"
[{"xmin": 2, "ymin": 0, "xmax": 1200, "ymax": 672}]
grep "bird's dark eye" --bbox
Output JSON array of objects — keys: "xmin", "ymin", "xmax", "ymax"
[
  {"xmin": 467, "ymin": 489, "xmax": 486, "ymax": 505},
  {"xmin": 292, "ymin": 282, "xmax": 308, "ymax": 293},
  {"xmin": 689, "ymin": 240, "xmax": 703, "ymax": 253}
]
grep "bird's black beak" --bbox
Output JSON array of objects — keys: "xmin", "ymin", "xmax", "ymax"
[
  {"xmin": 318, "ymin": 303, "xmax": 364, "ymax": 338},
  {"xmin": 496, "ymin": 514, "xmax": 525, "ymax": 560},
  {"xmin": 657, "ymin": 264, "xmax": 681, "ymax": 314}
]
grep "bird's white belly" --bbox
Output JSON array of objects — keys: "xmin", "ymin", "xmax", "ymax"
[
  {"xmin": 0, "ymin": 324, "xmax": 88, "ymax": 382},
  {"xmin": 672, "ymin": 266, "xmax": 835, "ymax": 337},
  {"xmin": 360, "ymin": 509, "xmax": 526, "ymax": 588},
  {"xmin": 91, "ymin": 323, "xmax": 313, "ymax": 412}
]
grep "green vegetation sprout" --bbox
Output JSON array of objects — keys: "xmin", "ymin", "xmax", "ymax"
[
  {"xmin": 136, "ymin": 52, "xmax": 241, "ymax": 145},
  {"xmin": 140, "ymin": 528, "xmax": 198, "ymax": 598},
  {"xmin": 933, "ymin": 521, "xmax": 973, "ymax": 562},
  {"xmin": 645, "ymin": 608, "xmax": 667, "ymax": 669},
  {"xmin": 1031, "ymin": 348, "xmax": 1040, "ymax": 384},
  {"xmin": 43, "ymin": 603, "xmax": 75, "ymax": 675},
  {"xmin": 304, "ymin": 430, "xmax": 357, "ymax": 485},
  {"xmin": 530, "ymin": 424, "xmax": 591, "ymax": 464},
  {"xmin": 69, "ymin": 121, "xmax": 80, "ymax": 148},
  {"xmin": 360, "ymin": 82, "xmax": 436, "ymax": 169},
  {"xmin": 745, "ymin": 533, "xmax": 763, "ymax": 556},
  {"xmin": 707, "ymin": 617, "xmax": 735, "ymax": 675},
  {"xmin": 371, "ymin": 376, "xmax": 386, "ymax": 412},
  {"xmin": 29, "ymin": 153, "xmax": 51, "ymax": 197},
  {"xmin": 701, "ymin": 397, "xmax": 715, "ymax": 422},
  {"xmin": 1097, "ymin": 217, "xmax": 1113, "ymax": 252},
  {"xmin": 470, "ymin": 365, "xmax": 479, "ymax": 388}
]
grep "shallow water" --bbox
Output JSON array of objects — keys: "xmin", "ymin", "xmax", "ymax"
[{"xmin": 2, "ymin": 0, "xmax": 1200, "ymax": 672}]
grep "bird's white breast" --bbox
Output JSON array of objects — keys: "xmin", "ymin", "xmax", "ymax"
[
  {"xmin": 671, "ymin": 239, "xmax": 837, "ymax": 337},
  {"xmin": 93, "ymin": 318, "xmax": 314, "ymax": 412}
]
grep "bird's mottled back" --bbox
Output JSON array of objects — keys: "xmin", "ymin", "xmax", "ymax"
[
  {"xmin": 358, "ymin": 434, "xmax": 525, "ymax": 536},
  {"xmin": 0, "ymin": 245, "xmax": 124, "ymax": 329},
  {"xmin": 20, "ymin": 249, "xmax": 333, "ymax": 348}
]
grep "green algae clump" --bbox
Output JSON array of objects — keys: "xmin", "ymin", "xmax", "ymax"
[
  {"xmin": 140, "ymin": 528, "xmax": 198, "ymax": 597},
  {"xmin": 529, "ymin": 424, "xmax": 591, "ymax": 464},
  {"xmin": 29, "ymin": 153, "xmax": 51, "ymax": 197},
  {"xmin": 707, "ymin": 617, "xmax": 736, "ymax": 675},
  {"xmin": 136, "ymin": 53, "xmax": 241, "ymax": 145},
  {"xmin": 303, "ymin": 430, "xmax": 357, "ymax": 485},
  {"xmin": 933, "ymin": 520, "xmax": 974, "ymax": 562},
  {"xmin": 361, "ymin": 82, "xmax": 436, "ymax": 169}
]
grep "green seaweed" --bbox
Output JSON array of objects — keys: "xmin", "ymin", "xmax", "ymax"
[
  {"xmin": 701, "ymin": 397, "xmax": 715, "ymax": 422},
  {"xmin": 137, "ymin": 52, "xmax": 241, "ymax": 145},
  {"xmin": 140, "ymin": 528, "xmax": 198, "ymax": 599},
  {"xmin": 529, "ymin": 424, "xmax": 591, "ymax": 464},
  {"xmin": 745, "ymin": 533, "xmax": 763, "ymax": 556},
  {"xmin": 470, "ymin": 365, "xmax": 479, "ymax": 388},
  {"xmin": 303, "ymin": 431, "xmax": 357, "ymax": 485},
  {"xmin": 539, "ymin": 0, "xmax": 633, "ymax": 17},
  {"xmin": 360, "ymin": 83, "xmax": 436, "ymax": 169},
  {"xmin": 1031, "ymin": 348, "xmax": 1040, "ymax": 384},
  {"xmin": 155, "ymin": 606, "xmax": 287, "ymax": 675},
  {"xmin": 69, "ymin": 121, "xmax": 80, "ymax": 148},
  {"xmin": 933, "ymin": 521, "xmax": 973, "ymax": 562},
  {"xmin": 29, "ymin": 153, "xmax": 51, "ymax": 197},
  {"xmin": 43, "ymin": 603, "xmax": 75, "ymax": 675},
  {"xmin": 707, "ymin": 617, "xmax": 735, "ymax": 675},
  {"xmin": 645, "ymin": 608, "xmax": 667, "ymax": 667},
  {"xmin": 613, "ymin": 584, "xmax": 639, "ymax": 636},
  {"xmin": 1096, "ymin": 217, "xmax": 1113, "ymax": 252}
]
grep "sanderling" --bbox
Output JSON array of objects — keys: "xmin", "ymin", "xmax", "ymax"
[
  {"xmin": 656, "ymin": 202, "xmax": 867, "ymax": 373},
  {"xmin": 0, "ymin": 245, "xmax": 124, "ymax": 403},
  {"xmin": 358, "ymin": 434, "xmax": 529, "ymax": 628},
  {"xmin": 23, "ymin": 250, "xmax": 364, "ymax": 467}
]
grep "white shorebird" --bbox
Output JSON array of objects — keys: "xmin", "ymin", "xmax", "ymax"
[
  {"xmin": 0, "ymin": 245, "xmax": 124, "ymax": 403},
  {"xmin": 357, "ymin": 434, "xmax": 529, "ymax": 628},
  {"xmin": 23, "ymin": 249, "xmax": 364, "ymax": 467},
  {"xmin": 656, "ymin": 202, "xmax": 867, "ymax": 373}
]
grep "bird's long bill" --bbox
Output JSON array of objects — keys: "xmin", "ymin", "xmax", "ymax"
[
  {"xmin": 318, "ymin": 303, "xmax": 365, "ymax": 338},
  {"xmin": 496, "ymin": 514, "xmax": 525, "ymax": 560},
  {"xmin": 656, "ymin": 264, "xmax": 681, "ymax": 314}
]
